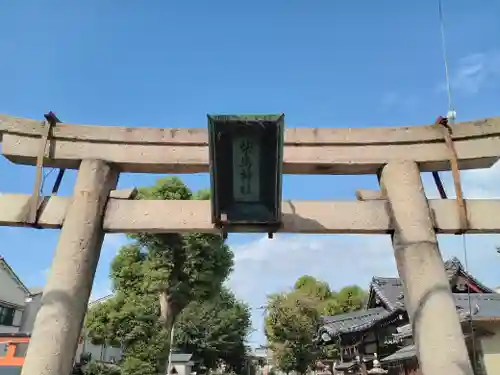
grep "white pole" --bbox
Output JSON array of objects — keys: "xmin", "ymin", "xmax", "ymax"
[{"xmin": 166, "ymin": 323, "xmax": 175, "ymax": 374}]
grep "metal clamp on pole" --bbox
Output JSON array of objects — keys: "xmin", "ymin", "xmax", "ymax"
[{"xmin": 25, "ymin": 111, "xmax": 63, "ymax": 226}]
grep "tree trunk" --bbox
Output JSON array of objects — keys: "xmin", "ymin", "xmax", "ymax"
[{"xmin": 159, "ymin": 290, "xmax": 182, "ymax": 374}]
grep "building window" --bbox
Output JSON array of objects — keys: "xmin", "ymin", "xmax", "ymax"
[{"xmin": 0, "ymin": 305, "xmax": 15, "ymax": 326}]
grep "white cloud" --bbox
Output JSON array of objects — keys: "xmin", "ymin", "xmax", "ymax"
[
  {"xmin": 228, "ymin": 161, "xmax": 500, "ymax": 344},
  {"xmin": 31, "ymin": 164, "xmax": 499, "ymax": 344},
  {"xmin": 439, "ymin": 50, "xmax": 500, "ymax": 95},
  {"xmin": 461, "ymin": 162, "xmax": 500, "ymax": 198},
  {"xmin": 230, "ymin": 234, "xmax": 395, "ymax": 297},
  {"xmin": 423, "ymin": 162, "xmax": 500, "ymax": 199},
  {"xmin": 228, "ymin": 233, "xmax": 396, "ymax": 344}
]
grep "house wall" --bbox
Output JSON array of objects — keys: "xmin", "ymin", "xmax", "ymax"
[
  {"xmin": 19, "ymin": 293, "xmax": 42, "ymax": 332},
  {"xmin": 75, "ymin": 339, "xmax": 122, "ymax": 363},
  {"xmin": 80, "ymin": 295, "xmax": 123, "ymax": 363},
  {"xmin": 1, "ymin": 261, "xmax": 122, "ymax": 364},
  {"xmin": 171, "ymin": 363, "xmax": 191, "ymax": 375},
  {"xmin": 16, "ymin": 292, "xmax": 122, "ymax": 364},
  {"xmin": 0, "ymin": 265, "xmax": 26, "ymax": 307},
  {"xmin": 0, "ymin": 263, "xmax": 27, "ymax": 333},
  {"xmin": 0, "ymin": 324, "xmax": 20, "ymax": 334},
  {"xmin": 479, "ymin": 322, "xmax": 500, "ymax": 375}
]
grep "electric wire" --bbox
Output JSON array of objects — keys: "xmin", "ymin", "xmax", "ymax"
[{"xmin": 438, "ymin": 0, "xmax": 477, "ymax": 369}]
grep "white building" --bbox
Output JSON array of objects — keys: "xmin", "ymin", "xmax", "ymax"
[
  {"xmin": 0, "ymin": 255, "xmax": 122, "ymax": 363},
  {"xmin": 76, "ymin": 294, "xmax": 122, "ymax": 363},
  {"xmin": 0, "ymin": 256, "xmax": 30, "ymax": 333}
]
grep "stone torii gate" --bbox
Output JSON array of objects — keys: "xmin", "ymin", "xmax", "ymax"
[{"xmin": 1, "ymin": 114, "xmax": 500, "ymax": 375}]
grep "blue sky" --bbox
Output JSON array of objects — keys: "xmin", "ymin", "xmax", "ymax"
[{"xmin": 1, "ymin": 0, "xmax": 500, "ymax": 346}]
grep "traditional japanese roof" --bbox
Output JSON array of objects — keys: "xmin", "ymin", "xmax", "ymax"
[
  {"xmin": 392, "ymin": 293, "xmax": 500, "ymax": 341},
  {"xmin": 368, "ymin": 277, "xmax": 404, "ymax": 311},
  {"xmin": 317, "ymin": 307, "xmax": 405, "ymax": 344},
  {"xmin": 317, "ymin": 257, "xmax": 500, "ymax": 346},
  {"xmin": 334, "ymin": 361, "xmax": 359, "ymax": 372},
  {"xmin": 380, "ymin": 344, "xmax": 416, "ymax": 364},
  {"xmin": 28, "ymin": 286, "xmax": 44, "ymax": 296},
  {"xmin": 445, "ymin": 257, "xmax": 496, "ymax": 293},
  {"xmin": 392, "ymin": 324, "xmax": 412, "ymax": 341},
  {"xmin": 320, "ymin": 308, "xmax": 390, "ymax": 335},
  {"xmin": 454, "ymin": 293, "xmax": 500, "ymax": 317},
  {"xmin": 0, "ymin": 255, "xmax": 30, "ymax": 296},
  {"xmin": 367, "ymin": 257, "xmax": 496, "ymax": 311},
  {"xmin": 170, "ymin": 353, "xmax": 193, "ymax": 363},
  {"xmin": 386, "ymin": 323, "xmax": 496, "ymax": 364}
]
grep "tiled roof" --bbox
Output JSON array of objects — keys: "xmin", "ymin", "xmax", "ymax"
[
  {"xmin": 28, "ymin": 286, "xmax": 44, "ymax": 296},
  {"xmin": 318, "ymin": 307, "xmax": 403, "ymax": 338},
  {"xmin": 334, "ymin": 361, "xmax": 358, "ymax": 371},
  {"xmin": 321, "ymin": 308, "xmax": 388, "ymax": 327},
  {"xmin": 317, "ymin": 257, "xmax": 500, "ymax": 345},
  {"xmin": 370, "ymin": 277, "xmax": 404, "ymax": 311},
  {"xmin": 369, "ymin": 257, "xmax": 496, "ymax": 311},
  {"xmin": 170, "ymin": 353, "xmax": 193, "ymax": 363},
  {"xmin": 392, "ymin": 293, "xmax": 500, "ymax": 341},
  {"xmin": 380, "ymin": 344, "xmax": 416, "ymax": 363},
  {"xmin": 444, "ymin": 257, "xmax": 495, "ymax": 294},
  {"xmin": 392, "ymin": 324, "xmax": 412, "ymax": 340},
  {"xmin": 454, "ymin": 293, "xmax": 500, "ymax": 318}
]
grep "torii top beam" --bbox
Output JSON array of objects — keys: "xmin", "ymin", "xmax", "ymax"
[{"xmin": 0, "ymin": 114, "xmax": 499, "ymax": 175}]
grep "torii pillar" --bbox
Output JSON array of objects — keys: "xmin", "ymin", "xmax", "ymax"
[
  {"xmin": 21, "ymin": 159, "xmax": 118, "ymax": 375},
  {"xmin": 380, "ymin": 161, "xmax": 473, "ymax": 375}
]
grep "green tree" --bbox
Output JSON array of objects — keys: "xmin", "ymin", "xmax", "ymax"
[
  {"xmin": 335, "ymin": 285, "xmax": 366, "ymax": 313},
  {"xmin": 85, "ymin": 177, "xmax": 234, "ymax": 374},
  {"xmin": 265, "ymin": 276, "xmax": 367, "ymax": 372},
  {"xmin": 265, "ymin": 291, "xmax": 320, "ymax": 375},
  {"xmin": 174, "ymin": 287, "xmax": 252, "ymax": 372},
  {"xmin": 83, "ymin": 361, "xmax": 121, "ymax": 375},
  {"xmin": 294, "ymin": 276, "xmax": 366, "ymax": 315},
  {"xmin": 294, "ymin": 275, "xmax": 332, "ymax": 301},
  {"xmin": 316, "ymin": 285, "xmax": 366, "ymax": 361}
]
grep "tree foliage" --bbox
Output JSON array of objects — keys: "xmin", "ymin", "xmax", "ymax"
[
  {"xmin": 174, "ymin": 287, "xmax": 252, "ymax": 373},
  {"xmin": 265, "ymin": 291, "xmax": 320, "ymax": 375},
  {"xmin": 85, "ymin": 177, "xmax": 234, "ymax": 374},
  {"xmin": 265, "ymin": 275, "xmax": 367, "ymax": 374},
  {"xmin": 83, "ymin": 362, "xmax": 121, "ymax": 375}
]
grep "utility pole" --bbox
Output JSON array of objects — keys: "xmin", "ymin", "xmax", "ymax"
[{"xmin": 166, "ymin": 323, "xmax": 175, "ymax": 374}]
